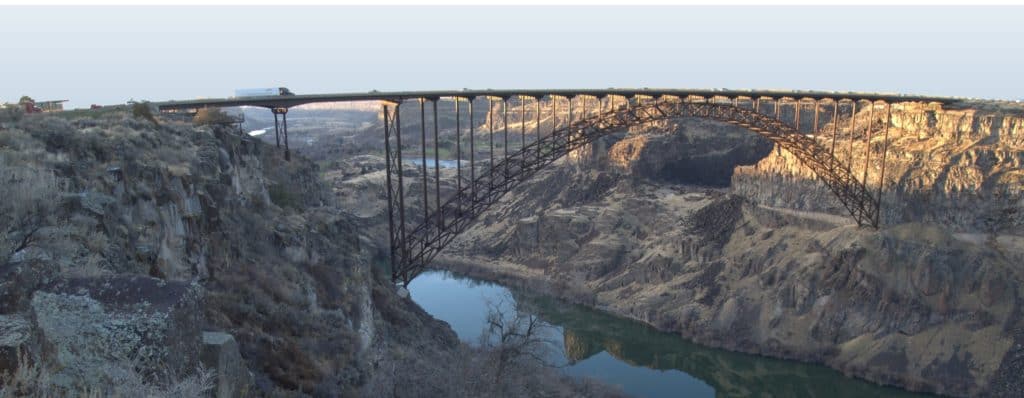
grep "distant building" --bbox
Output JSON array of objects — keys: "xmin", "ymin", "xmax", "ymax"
[{"xmin": 35, "ymin": 100, "xmax": 68, "ymax": 112}]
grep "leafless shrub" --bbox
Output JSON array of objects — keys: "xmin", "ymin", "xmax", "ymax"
[{"xmin": 0, "ymin": 158, "xmax": 64, "ymax": 268}]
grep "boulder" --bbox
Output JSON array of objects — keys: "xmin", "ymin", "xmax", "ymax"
[
  {"xmin": 200, "ymin": 332, "xmax": 252, "ymax": 398},
  {"xmin": 30, "ymin": 275, "xmax": 203, "ymax": 389}
]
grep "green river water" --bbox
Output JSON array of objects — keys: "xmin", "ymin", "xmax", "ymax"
[{"xmin": 409, "ymin": 270, "xmax": 934, "ymax": 398}]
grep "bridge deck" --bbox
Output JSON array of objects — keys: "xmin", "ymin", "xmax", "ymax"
[{"xmin": 155, "ymin": 88, "xmax": 964, "ymax": 111}]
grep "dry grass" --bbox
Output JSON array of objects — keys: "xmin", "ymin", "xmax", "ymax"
[{"xmin": 0, "ymin": 352, "xmax": 214, "ymax": 398}]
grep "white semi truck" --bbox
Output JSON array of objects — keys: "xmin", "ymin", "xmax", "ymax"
[{"xmin": 233, "ymin": 87, "xmax": 295, "ymax": 98}]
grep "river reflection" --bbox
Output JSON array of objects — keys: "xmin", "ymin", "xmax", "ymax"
[{"xmin": 409, "ymin": 270, "xmax": 933, "ymax": 398}]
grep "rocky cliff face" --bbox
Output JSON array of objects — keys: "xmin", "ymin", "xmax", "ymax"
[
  {"xmin": 0, "ymin": 114, "xmax": 459, "ymax": 396},
  {"xmin": 733, "ymin": 102, "xmax": 1024, "ymax": 234},
  {"xmin": 439, "ymin": 107, "xmax": 1024, "ymax": 397},
  {"xmin": 1, "ymin": 112, "xmax": 628, "ymax": 397}
]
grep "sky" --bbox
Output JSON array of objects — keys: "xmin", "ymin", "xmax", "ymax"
[{"xmin": 1, "ymin": 6, "xmax": 1022, "ymax": 109}]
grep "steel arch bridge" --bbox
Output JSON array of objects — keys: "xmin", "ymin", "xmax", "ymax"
[
  {"xmin": 381, "ymin": 94, "xmax": 901, "ymax": 286},
  {"xmin": 156, "ymin": 89, "xmax": 959, "ymax": 286}
]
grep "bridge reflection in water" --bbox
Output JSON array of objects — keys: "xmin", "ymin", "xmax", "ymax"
[
  {"xmin": 525, "ymin": 294, "xmax": 934, "ymax": 398},
  {"xmin": 411, "ymin": 270, "xmax": 933, "ymax": 398}
]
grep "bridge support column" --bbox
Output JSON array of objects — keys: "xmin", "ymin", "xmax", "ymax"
[
  {"xmin": 419, "ymin": 99, "xmax": 429, "ymax": 240},
  {"xmin": 383, "ymin": 101, "xmax": 409, "ymax": 285},
  {"xmin": 454, "ymin": 98, "xmax": 462, "ymax": 216},
  {"xmin": 535, "ymin": 97, "xmax": 541, "ymax": 161},
  {"xmin": 848, "ymin": 101, "xmax": 858, "ymax": 171},
  {"xmin": 876, "ymin": 104, "xmax": 892, "ymax": 227},
  {"xmin": 469, "ymin": 98, "xmax": 476, "ymax": 203},
  {"xmin": 432, "ymin": 99, "xmax": 442, "ymax": 238},
  {"xmin": 272, "ymin": 107, "xmax": 290, "ymax": 161},
  {"xmin": 520, "ymin": 96, "xmax": 526, "ymax": 170},
  {"xmin": 272, "ymin": 112, "xmax": 281, "ymax": 148},
  {"xmin": 503, "ymin": 97, "xmax": 510, "ymax": 182},
  {"xmin": 383, "ymin": 103, "xmax": 398, "ymax": 281},
  {"xmin": 488, "ymin": 97, "xmax": 494, "ymax": 192}
]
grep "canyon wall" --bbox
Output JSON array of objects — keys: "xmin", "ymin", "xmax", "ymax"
[{"xmin": 0, "ymin": 114, "xmax": 460, "ymax": 396}]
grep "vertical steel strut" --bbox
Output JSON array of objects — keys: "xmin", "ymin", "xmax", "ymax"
[
  {"xmin": 273, "ymin": 112, "xmax": 281, "ymax": 148},
  {"xmin": 876, "ymin": 103, "xmax": 892, "ymax": 226},
  {"xmin": 795, "ymin": 100, "xmax": 801, "ymax": 132},
  {"xmin": 863, "ymin": 102, "xmax": 874, "ymax": 186},
  {"xmin": 830, "ymin": 100, "xmax": 839, "ymax": 159},
  {"xmin": 395, "ymin": 104, "xmax": 405, "ymax": 282},
  {"xmin": 536, "ymin": 97, "xmax": 541, "ymax": 160},
  {"xmin": 503, "ymin": 98, "xmax": 509, "ymax": 180},
  {"xmin": 383, "ymin": 104, "xmax": 396, "ymax": 280},
  {"xmin": 432, "ymin": 99, "xmax": 442, "ymax": 235},
  {"xmin": 567, "ymin": 96, "xmax": 573, "ymax": 150},
  {"xmin": 282, "ymin": 110, "xmax": 290, "ymax": 161},
  {"xmin": 848, "ymin": 100, "xmax": 857, "ymax": 171},
  {"xmin": 455, "ymin": 99, "xmax": 461, "ymax": 215},
  {"xmin": 520, "ymin": 96, "xmax": 526, "ymax": 168},
  {"xmin": 469, "ymin": 98, "xmax": 476, "ymax": 202},
  {"xmin": 419, "ymin": 99, "xmax": 428, "ymax": 236},
  {"xmin": 813, "ymin": 100, "xmax": 820, "ymax": 133},
  {"xmin": 552, "ymin": 97, "xmax": 558, "ymax": 152},
  {"xmin": 488, "ymin": 97, "xmax": 494, "ymax": 190}
]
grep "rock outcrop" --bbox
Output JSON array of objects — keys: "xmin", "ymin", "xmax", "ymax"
[
  {"xmin": 0, "ymin": 114, "xmax": 461, "ymax": 396},
  {"xmin": 29, "ymin": 276, "xmax": 203, "ymax": 390},
  {"xmin": 201, "ymin": 331, "xmax": 253, "ymax": 398}
]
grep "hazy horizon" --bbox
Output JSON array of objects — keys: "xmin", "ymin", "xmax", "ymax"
[{"xmin": 2, "ymin": 6, "xmax": 1022, "ymax": 109}]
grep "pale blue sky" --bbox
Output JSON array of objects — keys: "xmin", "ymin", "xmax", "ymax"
[{"xmin": 2, "ymin": 6, "xmax": 1022, "ymax": 108}]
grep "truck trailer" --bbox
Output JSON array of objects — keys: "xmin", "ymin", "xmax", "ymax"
[{"xmin": 233, "ymin": 87, "xmax": 294, "ymax": 98}]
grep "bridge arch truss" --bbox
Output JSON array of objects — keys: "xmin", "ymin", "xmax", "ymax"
[{"xmin": 382, "ymin": 93, "xmax": 901, "ymax": 285}]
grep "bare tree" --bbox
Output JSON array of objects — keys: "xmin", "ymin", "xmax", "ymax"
[{"xmin": 478, "ymin": 293, "xmax": 559, "ymax": 387}]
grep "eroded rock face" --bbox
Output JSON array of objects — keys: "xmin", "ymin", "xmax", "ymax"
[
  {"xmin": 733, "ymin": 102, "xmax": 1024, "ymax": 234},
  {"xmin": 29, "ymin": 276, "xmax": 202, "ymax": 389}
]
